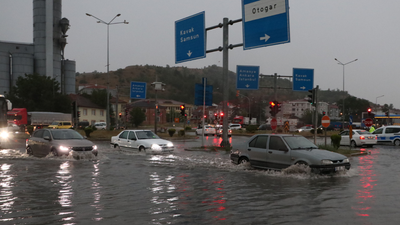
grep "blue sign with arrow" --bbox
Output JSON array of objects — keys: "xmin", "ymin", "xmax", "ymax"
[
  {"xmin": 194, "ymin": 78, "xmax": 213, "ymax": 106},
  {"xmin": 292, "ymin": 68, "xmax": 314, "ymax": 92},
  {"xmin": 236, "ymin": 65, "xmax": 260, "ymax": 90},
  {"xmin": 175, "ymin": 11, "xmax": 206, "ymax": 64},
  {"xmin": 130, "ymin": 81, "xmax": 147, "ymax": 99},
  {"xmin": 241, "ymin": 0, "xmax": 290, "ymax": 50}
]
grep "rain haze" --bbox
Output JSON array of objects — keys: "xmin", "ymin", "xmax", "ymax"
[{"xmin": 1, "ymin": 0, "xmax": 399, "ymax": 108}]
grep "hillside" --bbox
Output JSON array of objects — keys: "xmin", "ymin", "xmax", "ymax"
[{"xmin": 75, "ymin": 64, "xmax": 348, "ymax": 106}]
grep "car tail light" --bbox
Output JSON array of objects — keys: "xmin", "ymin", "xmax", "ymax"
[
  {"xmin": 375, "ymin": 135, "xmax": 377, "ymax": 139},
  {"xmin": 359, "ymin": 136, "xmax": 365, "ymax": 140}
]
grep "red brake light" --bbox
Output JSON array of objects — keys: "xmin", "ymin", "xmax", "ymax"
[{"xmin": 359, "ymin": 136, "xmax": 365, "ymax": 140}]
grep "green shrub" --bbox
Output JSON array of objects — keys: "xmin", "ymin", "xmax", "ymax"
[
  {"xmin": 246, "ymin": 125, "xmax": 258, "ymax": 133},
  {"xmin": 168, "ymin": 129, "xmax": 176, "ymax": 137},
  {"xmin": 185, "ymin": 126, "xmax": 192, "ymax": 131},
  {"xmin": 331, "ymin": 134, "xmax": 341, "ymax": 149},
  {"xmin": 178, "ymin": 130, "xmax": 185, "ymax": 136},
  {"xmin": 84, "ymin": 127, "xmax": 94, "ymax": 138}
]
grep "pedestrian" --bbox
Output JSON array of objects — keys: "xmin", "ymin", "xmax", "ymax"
[{"xmin": 369, "ymin": 125, "xmax": 375, "ymax": 133}]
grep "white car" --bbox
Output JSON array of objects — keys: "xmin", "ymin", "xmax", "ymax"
[
  {"xmin": 94, "ymin": 122, "xmax": 106, "ymax": 130},
  {"xmin": 195, "ymin": 125, "xmax": 216, "ymax": 136},
  {"xmin": 216, "ymin": 127, "xmax": 232, "ymax": 137},
  {"xmin": 111, "ymin": 130, "xmax": 174, "ymax": 153},
  {"xmin": 296, "ymin": 126, "xmax": 313, "ymax": 132},
  {"xmin": 229, "ymin": 124, "xmax": 242, "ymax": 130},
  {"xmin": 339, "ymin": 129, "xmax": 377, "ymax": 147}
]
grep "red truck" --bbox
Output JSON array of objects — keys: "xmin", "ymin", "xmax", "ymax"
[{"xmin": 7, "ymin": 108, "xmax": 28, "ymax": 127}]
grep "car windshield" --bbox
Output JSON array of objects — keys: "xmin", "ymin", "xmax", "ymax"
[
  {"xmin": 136, "ymin": 131, "xmax": 160, "ymax": 139},
  {"xmin": 283, "ymin": 136, "xmax": 318, "ymax": 150},
  {"xmin": 50, "ymin": 121, "xmax": 58, "ymax": 125},
  {"xmin": 50, "ymin": 129, "xmax": 84, "ymax": 140}
]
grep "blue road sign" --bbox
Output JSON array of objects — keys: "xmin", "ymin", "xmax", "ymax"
[
  {"xmin": 195, "ymin": 84, "xmax": 213, "ymax": 106},
  {"xmin": 241, "ymin": 0, "xmax": 290, "ymax": 50},
  {"xmin": 292, "ymin": 68, "xmax": 314, "ymax": 92},
  {"xmin": 236, "ymin": 65, "xmax": 260, "ymax": 90},
  {"xmin": 130, "ymin": 81, "xmax": 147, "ymax": 99},
  {"xmin": 175, "ymin": 11, "xmax": 206, "ymax": 64},
  {"xmin": 349, "ymin": 115, "xmax": 353, "ymax": 125}
]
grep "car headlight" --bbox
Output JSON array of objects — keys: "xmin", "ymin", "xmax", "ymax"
[
  {"xmin": 321, "ymin": 159, "xmax": 333, "ymax": 165},
  {"xmin": 0, "ymin": 131, "xmax": 9, "ymax": 139},
  {"xmin": 167, "ymin": 143, "xmax": 174, "ymax": 147},
  {"xmin": 151, "ymin": 144, "xmax": 162, "ymax": 151},
  {"xmin": 59, "ymin": 146, "xmax": 71, "ymax": 151},
  {"xmin": 93, "ymin": 145, "xmax": 98, "ymax": 150},
  {"xmin": 343, "ymin": 158, "xmax": 349, "ymax": 163}
]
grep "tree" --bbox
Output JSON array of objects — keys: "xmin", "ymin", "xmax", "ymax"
[
  {"xmin": 336, "ymin": 96, "xmax": 370, "ymax": 121},
  {"xmin": 6, "ymin": 73, "xmax": 71, "ymax": 112},
  {"xmin": 129, "ymin": 107, "xmax": 146, "ymax": 127}
]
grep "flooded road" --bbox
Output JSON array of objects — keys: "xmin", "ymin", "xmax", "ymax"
[{"xmin": 0, "ymin": 136, "xmax": 400, "ymax": 224}]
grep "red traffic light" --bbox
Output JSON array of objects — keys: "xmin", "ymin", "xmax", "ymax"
[
  {"xmin": 367, "ymin": 108, "xmax": 372, "ymax": 112},
  {"xmin": 270, "ymin": 101, "xmax": 276, "ymax": 107},
  {"xmin": 180, "ymin": 105, "xmax": 185, "ymax": 110},
  {"xmin": 220, "ymin": 112, "xmax": 224, "ymax": 116}
]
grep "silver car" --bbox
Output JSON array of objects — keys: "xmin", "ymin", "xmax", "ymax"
[
  {"xmin": 26, "ymin": 129, "xmax": 98, "ymax": 157},
  {"xmin": 230, "ymin": 134, "xmax": 350, "ymax": 174},
  {"xmin": 111, "ymin": 130, "xmax": 174, "ymax": 153}
]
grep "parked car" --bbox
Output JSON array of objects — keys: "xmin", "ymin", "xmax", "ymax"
[
  {"xmin": 77, "ymin": 121, "xmax": 90, "ymax": 129},
  {"xmin": 230, "ymin": 134, "xmax": 350, "ymax": 174},
  {"xmin": 195, "ymin": 125, "xmax": 216, "ymax": 136},
  {"xmin": 48, "ymin": 121, "xmax": 73, "ymax": 129},
  {"xmin": 26, "ymin": 129, "xmax": 98, "ymax": 157},
  {"xmin": 111, "ymin": 130, "xmax": 174, "ymax": 153},
  {"xmin": 318, "ymin": 124, "xmax": 335, "ymax": 131},
  {"xmin": 229, "ymin": 124, "xmax": 242, "ymax": 130},
  {"xmin": 258, "ymin": 124, "xmax": 271, "ymax": 130},
  {"xmin": 296, "ymin": 126, "xmax": 313, "ymax": 132},
  {"xmin": 372, "ymin": 125, "xmax": 400, "ymax": 146},
  {"xmin": 339, "ymin": 129, "xmax": 377, "ymax": 147},
  {"xmin": 94, "ymin": 122, "xmax": 107, "ymax": 130}
]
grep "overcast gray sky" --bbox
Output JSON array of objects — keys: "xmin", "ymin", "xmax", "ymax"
[{"xmin": 1, "ymin": 0, "xmax": 399, "ymax": 109}]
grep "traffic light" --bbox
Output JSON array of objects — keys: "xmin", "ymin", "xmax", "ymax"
[
  {"xmin": 385, "ymin": 111, "xmax": 389, "ymax": 117},
  {"xmin": 119, "ymin": 112, "xmax": 122, "ymax": 118},
  {"xmin": 367, "ymin": 108, "xmax": 372, "ymax": 115},
  {"xmin": 220, "ymin": 112, "xmax": 224, "ymax": 119},
  {"xmin": 323, "ymin": 111, "xmax": 326, "ymax": 115},
  {"xmin": 71, "ymin": 101, "xmax": 76, "ymax": 118},
  {"xmin": 276, "ymin": 101, "xmax": 281, "ymax": 115},
  {"xmin": 308, "ymin": 88, "xmax": 315, "ymax": 105},
  {"xmin": 236, "ymin": 90, "xmax": 240, "ymax": 97},
  {"xmin": 77, "ymin": 111, "xmax": 81, "ymax": 118},
  {"xmin": 269, "ymin": 101, "xmax": 276, "ymax": 117},
  {"xmin": 180, "ymin": 105, "xmax": 186, "ymax": 116},
  {"xmin": 125, "ymin": 109, "xmax": 128, "ymax": 116}
]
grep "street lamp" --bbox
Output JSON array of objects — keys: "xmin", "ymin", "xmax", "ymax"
[
  {"xmin": 86, "ymin": 13, "xmax": 128, "ymax": 129},
  {"xmin": 335, "ymin": 58, "xmax": 358, "ymax": 128},
  {"xmin": 376, "ymin": 95, "xmax": 384, "ymax": 111}
]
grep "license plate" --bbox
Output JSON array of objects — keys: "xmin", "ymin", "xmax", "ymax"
[{"xmin": 335, "ymin": 166, "xmax": 345, "ymax": 171}]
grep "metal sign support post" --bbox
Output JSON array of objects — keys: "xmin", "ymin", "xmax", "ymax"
[
  {"xmin": 314, "ymin": 85, "xmax": 319, "ymax": 144},
  {"xmin": 202, "ymin": 78, "xmax": 206, "ymax": 147}
]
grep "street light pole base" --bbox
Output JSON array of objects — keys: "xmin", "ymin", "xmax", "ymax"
[{"xmin": 220, "ymin": 140, "xmax": 231, "ymax": 148}]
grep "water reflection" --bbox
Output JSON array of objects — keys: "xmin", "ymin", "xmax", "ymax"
[
  {"xmin": 0, "ymin": 163, "xmax": 15, "ymax": 220},
  {"xmin": 91, "ymin": 161, "xmax": 103, "ymax": 221},
  {"xmin": 56, "ymin": 161, "xmax": 74, "ymax": 221},
  {"xmin": 353, "ymin": 150, "xmax": 378, "ymax": 217}
]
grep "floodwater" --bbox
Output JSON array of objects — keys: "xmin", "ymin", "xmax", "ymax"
[{"xmin": 0, "ymin": 136, "xmax": 400, "ymax": 224}]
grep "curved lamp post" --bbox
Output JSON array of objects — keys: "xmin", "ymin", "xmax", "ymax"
[
  {"xmin": 86, "ymin": 13, "xmax": 128, "ymax": 129},
  {"xmin": 335, "ymin": 58, "xmax": 358, "ymax": 128}
]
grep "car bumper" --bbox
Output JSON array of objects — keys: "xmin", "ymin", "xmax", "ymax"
[
  {"xmin": 311, "ymin": 163, "xmax": 351, "ymax": 173},
  {"xmin": 230, "ymin": 152, "xmax": 240, "ymax": 164}
]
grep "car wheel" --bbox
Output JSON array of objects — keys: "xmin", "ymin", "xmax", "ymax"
[
  {"xmin": 52, "ymin": 148, "xmax": 59, "ymax": 156},
  {"xmin": 350, "ymin": 140, "xmax": 357, "ymax": 148},
  {"xmin": 114, "ymin": 144, "xmax": 120, "ymax": 149},
  {"xmin": 394, "ymin": 139, "xmax": 400, "ymax": 146},
  {"xmin": 238, "ymin": 157, "xmax": 249, "ymax": 164},
  {"xmin": 139, "ymin": 146, "xmax": 145, "ymax": 152},
  {"xmin": 26, "ymin": 146, "xmax": 33, "ymax": 156}
]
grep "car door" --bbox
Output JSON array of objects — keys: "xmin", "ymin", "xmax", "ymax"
[
  {"xmin": 339, "ymin": 131, "xmax": 350, "ymax": 145},
  {"xmin": 40, "ymin": 130, "xmax": 52, "ymax": 156},
  {"xmin": 266, "ymin": 136, "xmax": 291, "ymax": 169},
  {"xmin": 247, "ymin": 135, "xmax": 269, "ymax": 168},
  {"xmin": 116, "ymin": 131, "xmax": 130, "ymax": 149},
  {"xmin": 127, "ymin": 131, "xmax": 139, "ymax": 150},
  {"xmin": 373, "ymin": 128, "xmax": 384, "ymax": 142},
  {"xmin": 29, "ymin": 129, "xmax": 44, "ymax": 154}
]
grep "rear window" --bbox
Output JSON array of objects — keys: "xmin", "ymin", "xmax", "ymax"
[{"xmin": 355, "ymin": 130, "xmax": 370, "ymax": 135}]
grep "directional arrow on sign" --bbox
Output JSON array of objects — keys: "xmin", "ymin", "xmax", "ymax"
[
  {"xmin": 187, "ymin": 50, "xmax": 192, "ymax": 57},
  {"xmin": 246, "ymin": 84, "xmax": 250, "ymax": 88},
  {"xmin": 260, "ymin": 34, "xmax": 270, "ymax": 42},
  {"xmin": 300, "ymin": 86, "xmax": 306, "ymax": 90}
]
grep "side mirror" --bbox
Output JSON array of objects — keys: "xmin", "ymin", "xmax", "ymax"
[{"xmin": 44, "ymin": 136, "xmax": 51, "ymax": 141}]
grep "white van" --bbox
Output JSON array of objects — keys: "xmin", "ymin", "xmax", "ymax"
[{"xmin": 372, "ymin": 125, "xmax": 400, "ymax": 146}]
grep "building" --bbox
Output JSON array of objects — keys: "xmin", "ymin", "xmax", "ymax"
[
  {"xmin": 69, "ymin": 94, "xmax": 106, "ymax": 125},
  {"xmin": 0, "ymin": 0, "xmax": 75, "ymax": 95},
  {"xmin": 281, "ymin": 99, "xmax": 330, "ymax": 118}
]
